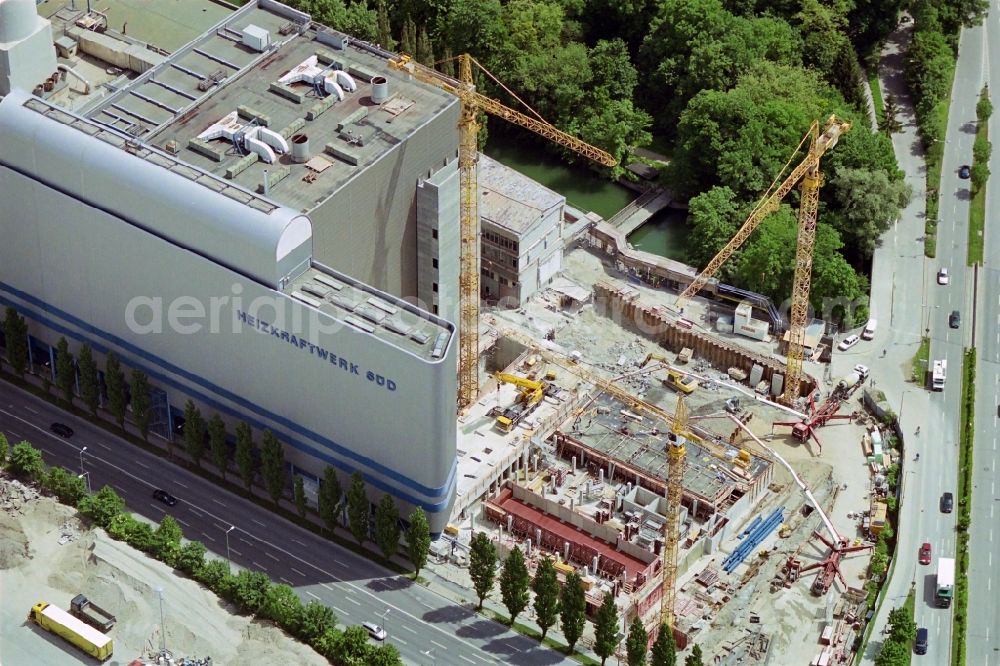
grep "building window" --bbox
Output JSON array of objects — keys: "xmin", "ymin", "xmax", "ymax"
[
  {"xmin": 432, "ymin": 229, "xmax": 438, "ymax": 239},
  {"xmin": 433, "ymin": 282, "xmax": 438, "ymax": 293},
  {"xmin": 433, "ymin": 258, "xmax": 439, "ymax": 269},
  {"xmin": 433, "ymin": 305, "xmax": 438, "ymax": 314}
]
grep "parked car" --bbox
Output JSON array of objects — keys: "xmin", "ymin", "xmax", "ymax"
[
  {"xmin": 937, "ymin": 267, "xmax": 950, "ymax": 285},
  {"xmin": 854, "ymin": 364, "xmax": 870, "ymax": 379},
  {"xmin": 837, "ymin": 334, "xmax": 860, "ymax": 351},
  {"xmin": 50, "ymin": 422, "xmax": 74, "ymax": 438},
  {"xmin": 919, "ymin": 542, "xmax": 932, "ymax": 565},
  {"xmin": 915, "ymin": 627, "xmax": 929, "ymax": 655},
  {"xmin": 152, "ymin": 489, "xmax": 177, "ymax": 506},
  {"xmin": 959, "ymin": 164, "xmax": 971, "ymax": 179},
  {"xmin": 362, "ymin": 622, "xmax": 387, "ymax": 641},
  {"xmin": 949, "ymin": 310, "xmax": 961, "ymax": 329},
  {"xmin": 941, "ymin": 492, "xmax": 954, "ymax": 513}
]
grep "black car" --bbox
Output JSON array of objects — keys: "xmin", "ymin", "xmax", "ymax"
[
  {"xmin": 915, "ymin": 627, "xmax": 928, "ymax": 655},
  {"xmin": 959, "ymin": 164, "xmax": 971, "ymax": 179},
  {"xmin": 50, "ymin": 422, "xmax": 74, "ymax": 438},
  {"xmin": 152, "ymin": 489, "xmax": 177, "ymax": 506},
  {"xmin": 941, "ymin": 492, "xmax": 954, "ymax": 513},
  {"xmin": 949, "ymin": 310, "xmax": 961, "ymax": 329}
]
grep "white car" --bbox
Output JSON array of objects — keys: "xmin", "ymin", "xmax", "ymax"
[
  {"xmin": 937, "ymin": 267, "xmax": 949, "ymax": 285},
  {"xmin": 838, "ymin": 334, "xmax": 860, "ymax": 351},
  {"xmin": 363, "ymin": 622, "xmax": 387, "ymax": 641},
  {"xmin": 854, "ymin": 364, "xmax": 870, "ymax": 379}
]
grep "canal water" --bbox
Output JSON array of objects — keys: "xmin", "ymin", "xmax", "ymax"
[{"xmin": 484, "ymin": 140, "xmax": 691, "ymax": 262}]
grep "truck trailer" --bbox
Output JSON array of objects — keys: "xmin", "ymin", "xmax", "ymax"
[
  {"xmin": 935, "ymin": 557, "xmax": 955, "ymax": 608},
  {"xmin": 70, "ymin": 594, "xmax": 117, "ymax": 632},
  {"xmin": 931, "ymin": 359, "xmax": 947, "ymax": 391},
  {"xmin": 28, "ymin": 601, "xmax": 113, "ymax": 661}
]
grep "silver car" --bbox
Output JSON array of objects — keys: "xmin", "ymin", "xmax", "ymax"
[{"xmin": 362, "ymin": 622, "xmax": 387, "ymax": 641}]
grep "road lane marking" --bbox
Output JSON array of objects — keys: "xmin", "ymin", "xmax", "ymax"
[
  {"xmin": 253, "ymin": 560, "xmax": 267, "ymax": 570},
  {"xmin": 306, "ymin": 591, "xmax": 321, "ymax": 601},
  {"xmin": 230, "ymin": 548, "xmax": 242, "ymax": 556},
  {"xmin": 280, "ymin": 576, "xmax": 293, "ymax": 584},
  {"xmin": 24, "ymin": 406, "xmax": 38, "ymax": 415},
  {"xmin": 459, "ymin": 656, "xmax": 475, "ymax": 663},
  {"xmin": 430, "ymin": 640, "xmax": 448, "ymax": 650},
  {"xmin": 402, "ymin": 625, "xmax": 417, "ymax": 634},
  {"xmin": 149, "ymin": 503, "xmax": 165, "ymax": 512},
  {"xmin": 334, "ymin": 559, "xmax": 347, "ymax": 567},
  {"xmin": 94, "ymin": 441, "xmax": 111, "ymax": 451},
  {"xmin": 176, "ymin": 517, "xmax": 190, "ymax": 527},
  {"xmin": 134, "ymin": 459, "xmax": 150, "ymax": 469},
  {"xmin": 345, "ymin": 596, "xmax": 361, "ymax": 606},
  {"xmin": 202, "ymin": 532, "xmax": 217, "ymax": 543},
  {"xmin": 291, "ymin": 567, "xmax": 306, "ymax": 577},
  {"xmin": 332, "ymin": 605, "xmax": 348, "ymax": 616},
  {"xmin": 252, "ymin": 518, "xmax": 266, "ymax": 527},
  {"xmin": 292, "ymin": 538, "xmax": 307, "ymax": 547},
  {"xmin": 174, "ymin": 480, "xmax": 189, "ymax": 489},
  {"xmin": 395, "ymin": 637, "xmax": 408, "ymax": 646},
  {"xmin": 265, "ymin": 551, "xmax": 279, "ymax": 562},
  {"xmin": 240, "ymin": 538, "xmax": 253, "ymax": 546},
  {"xmin": 212, "ymin": 498, "xmax": 226, "ymax": 507},
  {"xmin": 189, "ymin": 508, "xmax": 202, "ymax": 517}
]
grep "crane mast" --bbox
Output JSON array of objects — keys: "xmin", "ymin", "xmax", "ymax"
[
  {"xmin": 661, "ymin": 396, "xmax": 687, "ymax": 632},
  {"xmin": 674, "ymin": 116, "xmax": 850, "ymax": 405}
]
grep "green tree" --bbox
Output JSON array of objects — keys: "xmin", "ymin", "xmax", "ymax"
[
  {"xmin": 406, "ymin": 506, "xmax": 431, "ymax": 576},
  {"xmin": 977, "ymin": 91, "xmax": 993, "ymax": 121},
  {"xmin": 369, "ymin": 644, "xmax": 403, "ymax": 666},
  {"xmin": 971, "ymin": 160, "xmax": 991, "ymax": 193},
  {"xmin": 874, "ymin": 638, "xmax": 908, "ymax": 666},
  {"xmin": 235, "ymin": 421, "xmax": 255, "ymax": 493},
  {"xmin": 347, "ymin": 471, "xmax": 369, "ymax": 544},
  {"xmin": 175, "ymin": 541, "xmax": 207, "ymax": 576},
  {"xmin": 594, "ymin": 591, "xmax": 620, "ymax": 665},
  {"xmin": 9, "ymin": 441, "xmax": 44, "ymax": 480},
  {"xmin": 294, "ymin": 476, "xmax": 308, "ymax": 519},
  {"xmin": 532, "ymin": 556, "xmax": 560, "ymax": 639},
  {"xmin": 684, "ymin": 644, "xmax": 704, "ymax": 666},
  {"xmin": 261, "ymin": 583, "xmax": 304, "ymax": 632},
  {"xmin": 376, "ymin": 0, "xmax": 396, "ymax": 50},
  {"xmin": 55, "ymin": 337, "xmax": 75, "ymax": 404},
  {"xmin": 43, "ymin": 466, "xmax": 88, "ymax": 505},
  {"xmin": 194, "ymin": 558, "xmax": 230, "ymax": 591},
  {"xmin": 261, "ymin": 430, "xmax": 287, "ymax": 505},
  {"xmin": 560, "ymin": 571, "xmax": 587, "ymax": 652},
  {"xmin": 77, "ymin": 344, "xmax": 99, "ymax": 415},
  {"xmin": 130, "ymin": 369, "xmax": 151, "ymax": 441},
  {"xmin": 336, "ymin": 625, "xmax": 375, "ymax": 664},
  {"xmin": 400, "ymin": 16, "xmax": 417, "ymax": 55},
  {"xmin": 499, "ymin": 546, "xmax": 530, "ymax": 624},
  {"xmin": 374, "ymin": 493, "xmax": 400, "ymax": 560},
  {"xmin": 319, "ymin": 466, "xmax": 343, "ymax": 533},
  {"xmin": 208, "ymin": 413, "xmax": 228, "ymax": 479},
  {"xmin": 105, "ymin": 352, "xmax": 127, "ymax": 428},
  {"xmin": 469, "ymin": 531, "xmax": 497, "ymax": 609},
  {"xmin": 225, "ymin": 569, "xmax": 272, "ymax": 614},
  {"xmin": 650, "ymin": 624, "xmax": 676, "ymax": 666},
  {"xmin": 0, "ymin": 432, "xmax": 8, "ymax": 468},
  {"xmin": 440, "ymin": 45, "xmax": 455, "ymax": 77},
  {"xmin": 626, "ymin": 616, "xmax": 649, "ymax": 666},
  {"xmin": 3, "ymin": 307, "xmax": 28, "ymax": 377},
  {"xmin": 886, "ymin": 604, "xmax": 917, "ymax": 644},
  {"xmin": 437, "ymin": 0, "xmax": 504, "ymax": 63},
  {"xmin": 830, "ymin": 167, "xmax": 912, "ymax": 257},
  {"xmin": 78, "ymin": 485, "xmax": 124, "ymax": 528},
  {"xmin": 416, "ymin": 25, "xmax": 435, "ymax": 65},
  {"xmin": 298, "ymin": 600, "xmax": 336, "ymax": 642},
  {"xmin": 153, "ymin": 515, "xmax": 184, "ymax": 564},
  {"xmin": 183, "ymin": 399, "xmax": 205, "ymax": 467}
]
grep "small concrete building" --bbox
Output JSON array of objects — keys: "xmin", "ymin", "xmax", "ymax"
[{"xmin": 478, "ymin": 154, "xmax": 566, "ymax": 306}]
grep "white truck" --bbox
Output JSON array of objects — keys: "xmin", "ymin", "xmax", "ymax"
[
  {"xmin": 935, "ymin": 557, "xmax": 955, "ymax": 607},
  {"xmin": 931, "ymin": 359, "xmax": 947, "ymax": 391}
]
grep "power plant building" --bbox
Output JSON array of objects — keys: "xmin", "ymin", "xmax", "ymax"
[{"xmin": 0, "ymin": 0, "xmax": 464, "ymax": 531}]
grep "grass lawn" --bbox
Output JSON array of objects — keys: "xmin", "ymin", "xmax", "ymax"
[
  {"xmin": 869, "ymin": 69, "xmax": 886, "ymax": 130},
  {"xmin": 967, "ymin": 88, "xmax": 989, "ymax": 265},
  {"xmin": 911, "ymin": 337, "xmax": 930, "ymax": 384},
  {"xmin": 924, "ymin": 62, "xmax": 956, "ymax": 258},
  {"xmin": 952, "ymin": 348, "xmax": 976, "ymax": 666}
]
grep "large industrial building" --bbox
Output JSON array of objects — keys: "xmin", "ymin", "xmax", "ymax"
[{"xmin": 0, "ymin": 0, "xmax": 464, "ymax": 531}]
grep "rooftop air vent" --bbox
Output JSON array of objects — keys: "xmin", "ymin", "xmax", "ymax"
[
  {"xmin": 371, "ymin": 76, "xmax": 389, "ymax": 104},
  {"xmin": 430, "ymin": 332, "xmax": 449, "ymax": 359},
  {"xmin": 291, "ymin": 291, "xmax": 322, "ymax": 308},
  {"xmin": 330, "ymin": 295, "xmax": 356, "ymax": 311},
  {"xmin": 344, "ymin": 316, "xmax": 375, "ymax": 333},
  {"xmin": 313, "ymin": 274, "xmax": 344, "ymax": 291},
  {"xmin": 242, "ymin": 25, "xmax": 271, "ymax": 53},
  {"xmin": 300, "ymin": 283, "xmax": 330, "ymax": 299},
  {"xmin": 367, "ymin": 298, "xmax": 398, "ymax": 315}
]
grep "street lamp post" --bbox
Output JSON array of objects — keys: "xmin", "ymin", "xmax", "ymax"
[
  {"xmin": 78, "ymin": 472, "xmax": 91, "ymax": 494},
  {"xmin": 79, "ymin": 446, "xmax": 87, "ymax": 475},
  {"xmin": 225, "ymin": 525, "xmax": 236, "ymax": 572},
  {"xmin": 381, "ymin": 608, "xmax": 390, "ymax": 639},
  {"xmin": 155, "ymin": 586, "xmax": 167, "ymax": 656}
]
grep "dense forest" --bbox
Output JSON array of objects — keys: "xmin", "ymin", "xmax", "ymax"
[{"xmin": 292, "ymin": 0, "xmax": 984, "ymax": 324}]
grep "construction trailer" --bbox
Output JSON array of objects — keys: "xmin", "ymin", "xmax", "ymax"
[{"xmin": 28, "ymin": 601, "xmax": 113, "ymax": 661}]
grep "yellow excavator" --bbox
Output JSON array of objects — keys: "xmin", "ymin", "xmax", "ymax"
[
  {"xmin": 491, "ymin": 373, "xmax": 554, "ymax": 432},
  {"xmin": 639, "ymin": 353, "xmax": 698, "ymax": 395}
]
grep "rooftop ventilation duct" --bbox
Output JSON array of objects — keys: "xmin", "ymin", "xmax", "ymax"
[
  {"xmin": 371, "ymin": 76, "xmax": 389, "ymax": 104},
  {"xmin": 197, "ymin": 110, "xmax": 289, "ymax": 164},
  {"xmin": 242, "ymin": 25, "xmax": 271, "ymax": 53},
  {"xmin": 290, "ymin": 133, "xmax": 311, "ymax": 163}
]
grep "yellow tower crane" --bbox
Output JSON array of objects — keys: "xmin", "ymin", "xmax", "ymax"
[
  {"xmin": 387, "ymin": 54, "xmax": 617, "ymax": 410},
  {"xmin": 674, "ymin": 116, "xmax": 851, "ymax": 405},
  {"xmin": 660, "ymin": 394, "xmax": 687, "ymax": 634}
]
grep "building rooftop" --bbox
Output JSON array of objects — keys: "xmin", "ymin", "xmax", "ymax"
[
  {"xmin": 80, "ymin": 1, "xmax": 457, "ymax": 213},
  {"xmin": 285, "ymin": 264, "xmax": 453, "ymax": 362},
  {"xmin": 479, "ymin": 154, "xmax": 565, "ymax": 237}
]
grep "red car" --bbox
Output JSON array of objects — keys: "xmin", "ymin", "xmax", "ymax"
[{"xmin": 919, "ymin": 542, "xmax": 932, "ymax": 565}]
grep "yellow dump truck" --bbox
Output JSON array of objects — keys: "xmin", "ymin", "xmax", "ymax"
[{"xmin": 28, "ymin": 601, "xmax": 113, "ymax": 661}]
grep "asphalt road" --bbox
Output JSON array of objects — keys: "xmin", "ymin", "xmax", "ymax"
[
  {"xmin": 966, "ymin": 1, "xmax": 1000, "ymax": 660},
  {"xmin": 0, "ymin": 380, "xmax": 578, "ymax": 666}
]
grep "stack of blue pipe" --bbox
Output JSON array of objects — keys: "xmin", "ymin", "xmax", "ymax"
[
  {"xmin": 737, "ymin": 515, "xmax": 763, "ymax": 539},
  {"xmin": 722, "ymin": 507, "xmax": 785, "ymax": 573}
]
